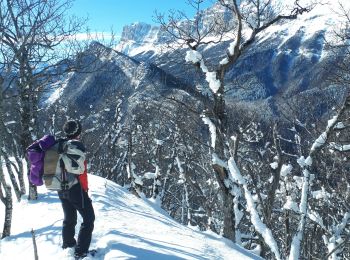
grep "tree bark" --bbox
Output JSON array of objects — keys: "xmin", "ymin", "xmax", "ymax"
[
  {"xmin": 18, "ymin": 77, "xmax": 38, "ymax": 200},
  {"xmin": 0, "ymin": 76, "xmax": 13, "ymax": 238},
  {"xmin": 0, "ymin": 160, "xmax": 13, "ymax": 239},
  {"xmin": 211, "ymin": 81, "xmax": 236, "ymax": 241},
  {"xmin": 2, "ymin": 153, "xmax": 22, "ymax": 201},
  {"xmin": 213, "ymin": 164, "xmax": 235, "ymax": 240}
]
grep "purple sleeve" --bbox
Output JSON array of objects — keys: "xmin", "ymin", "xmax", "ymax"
[
  {"xmin": 38, "ymin": 135, "xmax": 56, "ymax": 151},
  {"xmin": 28, "ymin": 149, "xmax": 44, "ymax": 186},
  {"xmin": 27, "ymin": 135, "xmax": 56, "ymax": 186}
]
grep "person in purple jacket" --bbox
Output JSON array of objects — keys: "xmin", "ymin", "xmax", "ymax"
[
  {"xmin": 59, "ymin": 120, "xmax": 95, "ymax": 259},
  {"xmin": 27, "ymin": 120, "xmax": 95, "ymax": 259}
]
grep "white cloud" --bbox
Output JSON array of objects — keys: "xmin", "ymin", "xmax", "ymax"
[{"xmin": 70, "ymin": 32, "xmax": 120, "ymax": 42}]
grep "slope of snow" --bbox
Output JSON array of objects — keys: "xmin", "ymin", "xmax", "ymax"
[
  {"xmin": 0, "ymin": 175, "xmax": 262, "ymax": 260},
  {"xmin": 41, "ymin": 72, "xmax": 74, "ymax": 106},
  {"xmin": 257, "ymin": 1, "xmax": 343, "ymax": 52}
]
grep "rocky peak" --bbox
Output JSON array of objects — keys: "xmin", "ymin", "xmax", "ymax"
[
  {"xmin": 116, "ymin": 22, "xmax": 164, "ymax": 56},
  {"xmin": 115, "ymin": 3, "xmax": 231, "ymax": 55},
  {"xmin": 120, "ymin": 22, "xmax": 154, "ymax": 42}
]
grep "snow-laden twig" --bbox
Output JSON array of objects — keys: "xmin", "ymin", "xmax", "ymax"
[
  {"xmin": 324, "ymin": 212, "xmax": 350, "ymax": 260},
  {"xmin": 329, "ymin": 142, "xmax": 350, "ymax": 152},
  {"xmin": 289, "ymin": 95, "xmax": 350, "ymax": 260},
  {"xmin": 202, "ymin": 116, "xmax": 216, "ymax": 149},
  {"xmin": 288, "ymin": 168, "xmax": 311, "ymax": 260},
  {"xmin": 310, "ymin": 115, "xmax": 341, "ymax": 153}
]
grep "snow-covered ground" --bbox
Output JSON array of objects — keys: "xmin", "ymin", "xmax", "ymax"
[{"xmin": 0, "ymin": 175, "xmax": 262, "ymax": 260}]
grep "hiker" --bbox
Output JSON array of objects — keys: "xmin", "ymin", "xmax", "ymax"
[{"xmin": 57, "ymin": 120, "xmax": 95, "ymax": 259}]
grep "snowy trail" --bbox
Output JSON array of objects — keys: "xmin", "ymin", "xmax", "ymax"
[{"xmin": 0, "ymin": 175, "xmax": 262, "ymax": 260}]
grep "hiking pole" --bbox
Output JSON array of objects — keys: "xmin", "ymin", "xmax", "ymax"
[{"xmin": 31, "ymin": 229, "xmax": 39, "ymax": 260}]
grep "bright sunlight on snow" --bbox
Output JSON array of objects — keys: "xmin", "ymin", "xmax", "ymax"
[{"xmin": 0, "ymin": 175, "xmax": 261, "ymax": 260}]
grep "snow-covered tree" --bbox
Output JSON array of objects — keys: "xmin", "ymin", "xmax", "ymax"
[
  {"xmin": 0, "ymin": 76, "xmax": 13, "ymax": 238},
  {"xmin": 0, "ymin": 0, "xmax": 89, "ymax": 199},
  {"xmin": 156, "ymin": 0, "xmax": 313, "ymax": 252},
  {"xmin": 0, "ymin": 0, "xmax": 116, "ymax": 201}
]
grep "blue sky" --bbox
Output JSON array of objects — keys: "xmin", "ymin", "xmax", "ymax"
[{"xmin": 68, "ymin": 0, "xmax": 213, "ymax": 37}]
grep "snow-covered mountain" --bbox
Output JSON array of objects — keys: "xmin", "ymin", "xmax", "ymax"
[
  {"xmin": 116, "ymin": 22, "xmax": 164, "ymax": 57},
  {"xmin": 115, "ymin": 1, "xmax": 349, "ymax": 118},
  {"xmin": 41, "ymin": 1, "xmax": 350, "ymax": 131},
  {"xmin": 41, "ymin": 42, "xmax": 198, "ymax": 146},
  {"xmin": 0, "ymin": 175, "xmax": 261, "ymax": 260},
  {"xmin": 115, "ymin": 2, "xmax": 229, "ymax": 58},
  {"xmin": 115, "ymin": 1, "xmax": 338, "ymax": 59}
]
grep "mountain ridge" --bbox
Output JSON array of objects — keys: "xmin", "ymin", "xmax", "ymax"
[{"xmin": 114, "ymin": 1, "xmax": 346, "ymax": 116}]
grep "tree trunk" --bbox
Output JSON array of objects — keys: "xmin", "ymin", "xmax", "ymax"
[
  {"xmin": 19, "ymin": 82, "xmax": 38, "ymax": 200},
  {"xmin": 213, "ymin": 164, "xmax": 235, "ymax": 241},
  {"xmin": 222, "ymin": 193, "xmax": 235, "ymax": 240},
  {"xmin": 265, "ymin": 124, "xmax": 283, "ymax": 224},
  {"xmin": 3, "ymin": 154, "xmax": 22, "ymax": 201},
  {"xmin": 17, "ymin": 157, "xmax": 26, "ymax": 196},
  {"xmin": 152, "ymin": 145, "xmax": 162, "ymax": 199},
  {"xmin": 0, "ymin": 165, "xmax": 13, "ymax": 239},
  {"xmin": 126, "ymin": 131, "xmax": 141, "ymax": 197},
  {"xmin": 1, "ymin": 190, "xmax": 13, "ymax": 239},
  {"xmin": 0, "ymin": 76, "xmax": 14, "ymax": 238},
  {"xmin": 28, "ymin": 183, "xmax": 38, "ymax": 200},
  {"xmin": 212, "ymin": 88, "xmax": 235, "ymax": 241}
]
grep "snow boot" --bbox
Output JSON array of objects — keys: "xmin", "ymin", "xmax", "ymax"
[{"xmin": 74, "ymin": 249, "xmax": 97, "ymax": 259}]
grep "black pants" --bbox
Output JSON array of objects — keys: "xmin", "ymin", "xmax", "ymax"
[{"xmin": 58, "ymin": 183, "xmax": 95, "ymax": 254}]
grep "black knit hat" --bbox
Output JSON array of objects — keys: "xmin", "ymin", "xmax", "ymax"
[{"xmin": 63, "ymin": 120, "xmax": 82, "ymax": 138}]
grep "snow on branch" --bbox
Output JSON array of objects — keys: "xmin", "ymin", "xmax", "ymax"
[
  {"xmin": 310, "ymin": 115, "xmax": 340, "ymax": 153},
  {"xmin": 288, "ymin": 168, "xmax": 311, "ymax": 260},
  {"xmin": 185, "ymin": 50, "xmax": 202, "ymax": 64},
  {"xmin": 310, "ymin": 132, "xmax": 327, "ymax": 152},
  {"xmin": 290, "ymin": 95, "xmax": 350, "ymax": 260},
  {"xmin": 202, "ymin": 115, "xmax": 216, "ymax": 149},
  {"xmin": 212, "ymin": 153, "xmax": 228, "ymax": 168},
  {"xmin": 334, "ymin": 122, "xmax": 346, "ymax": 130},
  {"xmin": 228, "ymin": 38, "xmax": 238, "ymax": 56},
  {"xmin": 228, "ymin": 158, "xmax": 281, "ymax": 260},
  {"xmin": 280, "ymin": 164, "xmax": 293, "ymax": 177},
  {"xmin": 185, "ymin": 50, "xmax": 221, "ymax": 93},
  {"xmin": 325, "ymin": 212, "xmax": 350, "ymax": 260},
  {"xmin": 205, "ymin": 72, "xmax": 221, "ymax": 93},
  {"xmin": 329, "ymin": 142, "xmax": 350, "ymax": 152}
]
